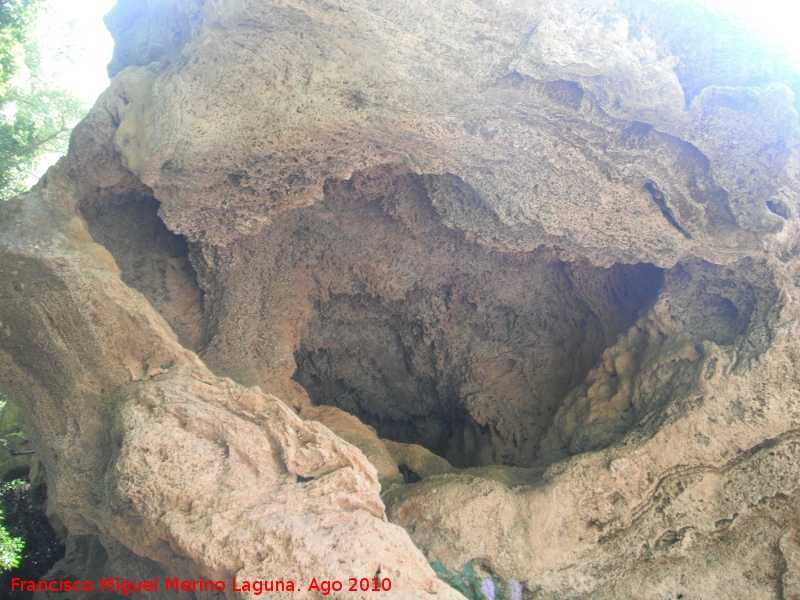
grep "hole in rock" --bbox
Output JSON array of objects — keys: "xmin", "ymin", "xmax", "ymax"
[
  {"xmin": 398, "ymin": 465, "xmax": 422, "ymax": 484},
  {"xmin": 0, "ymin": 478, "xmax": 65, "ymax": 595},
  {"xmin": 80, "ymin": 194, "xmax": 206, "ymax": 352},
  {"xmin": 293, "ymin": 261, "xmax": 662, "ymax": 468},
  {"xmin": 3, "ymin": 466, "xmax": 30, "ymax": 482},
  {"xmin": 278, "ymin": 170, "xmax": 666, "ymax": 468},
  {"xmin": 765, "ymin": 199, "xmax": 788, "ymax": 219}
]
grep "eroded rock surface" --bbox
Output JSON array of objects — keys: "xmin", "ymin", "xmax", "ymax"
[
  {"xmin": 2, "ymin": 0, "xmax": 800, "ymax": 597},
  {"xmin": 0, "ymin": 165, "xmax": 460, "ymax": 599}
]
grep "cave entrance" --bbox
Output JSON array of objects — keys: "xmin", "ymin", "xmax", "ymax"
[
  {"xmin": 292, "ymin": 256, "xmax": 663, "ymax": 468},
  {"xmin": 77, "ymin": 170, "xmax": 664, "ymax": 469},
  {"xmin": 280, "ymin": 171, "xmax": 666, "ymax": 469}
]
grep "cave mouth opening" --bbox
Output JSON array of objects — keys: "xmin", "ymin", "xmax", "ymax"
[
  {"xmin": 292, "ymin": 258, "xmax": 664, "ymax": 469},
  {"xmin": 75, "ymin": 170, "xmax": 666, "ymax": 469}
]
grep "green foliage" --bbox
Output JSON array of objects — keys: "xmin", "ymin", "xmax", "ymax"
[
  {"xmin": 0, "ymin": 0, "xmax": 43, "ymax": 91},
  {"xmin": 0, "ymin": 478, "xmax": 26, "ymax": 574},
  {"xmin": 0, "ymin": 394, "xmax": 31, "ymax": 455},
  {"xmin": 431, "ymin": 559, "xmax": 486, "ymax": 599},
  {"xmin": 0, "ymin": 507, "xmax": 24, "ymax": 571},
  {"xmin": 430, "ymin": 559, "xmax": 523, "ymax": 600},
  {"xmin": 0, "ymin": 0, "xmax": 87, "ymax": 202},
  {"xmin": 0, "ymin": 478, "xmax": 64, "ymax": 586}
]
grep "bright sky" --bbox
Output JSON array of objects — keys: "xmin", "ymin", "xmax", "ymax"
[
  {"xmin": 698, "ymin": 0, "xmax": 800, "ymax": 70},
  {"xmin": 23, "ymin": 0, "xmax": 115, "ymax": 181},
  {"xmin": 36, "ymin": 0, "xmax": 116, "ymax": 106}
]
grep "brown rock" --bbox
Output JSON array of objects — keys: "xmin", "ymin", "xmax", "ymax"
[
  {"xmin": 3, "ymin": 0, "xmax": 800, "ymax": 597},
  {"xmin": 0, "ymin": 163, "xmax": 461, "ymax": 599},
  {"xmin": 301, "ymin": 405, "xmax": 404, "ymax": 488},
  {"xmin": 381, "ymin": 440, "xmax": 457, "ymax": 482}
]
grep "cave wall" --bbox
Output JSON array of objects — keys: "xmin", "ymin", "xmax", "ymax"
[
  {"xmin": 1, "ymin": 0, "xmax": 800, "ymax": 597},
  {"xmin": 191, "ymin": 165, "xmax": 665, "ymax": 468},
  {"xmin": 81, "ymin": 193, "xmax": 206, "ymax": 352}
]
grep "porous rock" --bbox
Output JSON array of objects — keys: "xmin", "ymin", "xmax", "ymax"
[
  {"xmin": 0, "ymin": 163, "xmax": 460, "ymax": 599},
  {"xmin": 2, "ymin": 0, "xmax": 800, "ymax": 597}
]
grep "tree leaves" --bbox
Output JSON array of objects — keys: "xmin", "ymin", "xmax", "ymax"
[
  {"xmin": 0, "ymin": 0, "xmax": 87, "ymax": 202},
  {"xmin": 0, "ymin": 0, "xmax": 42, "ymax": 91},
  {"xmin": 0, "ymin": 509, "xmax": 24, "ymax": 571}
]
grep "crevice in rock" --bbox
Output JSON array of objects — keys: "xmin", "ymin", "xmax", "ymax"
[
  {"xmin": 398, "ymin": 464, "xmax": 422, "ymax": 484},
  {"xmin": 80, "ymin": 194, "xmax": 207, "ymax": 352},
  {"xmin": 645, "ymin": 182, "xmax": 692, "ymax": 239},
  {"xmin": 543, "ymin": 256, "xmax": 780, "ymax": 460},
  {"xmin": 766, "ymin": 199, "xmax": 789, "ymax": 219}
]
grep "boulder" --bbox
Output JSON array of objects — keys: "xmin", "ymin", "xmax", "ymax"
[{"xmin": 2, "ymin": 0, "xmax": 800, "ymax": 596}]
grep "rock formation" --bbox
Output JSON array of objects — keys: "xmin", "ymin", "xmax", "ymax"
[{"xmin": 1, "ymin": 0, "xmax": 800, "ymax": 597}]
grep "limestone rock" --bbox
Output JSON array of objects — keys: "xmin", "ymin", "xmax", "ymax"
[
  {"xmin": 382, "ymin": 440, "xmax": 457, "ymax": 483},
  {"xmin": 301, "ymin": 405, "xmax": 404, "ymax": 488},
  {"xmin": 0, "ymin": 163, "xmax": 461, "ymax": 599},
  {"xmin": 2, "ymin": 0, "xmax": 800, "ymax": 596}
]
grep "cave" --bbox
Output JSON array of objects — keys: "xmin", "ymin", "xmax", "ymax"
[
  {"xmin": 2, "ymin": 0, "xmax": 800, "ymax": 596},
  {"xmin": 76, "ymin": 167, "xmax": 773, "ymax": 475},
  {"xmin": 292, "ymin": 260, "xmax": 663, "ymax": 469},
  {"xmin": 78, "ymin": 167, "xmax": 667, "ymax": 469},
  {"xmin": 80, "ymin": 193, "xmax": 206, "ymax": 353},
  {"xmin": 287, "ymin": 172, "xmax": 665, "ymax": 467}
]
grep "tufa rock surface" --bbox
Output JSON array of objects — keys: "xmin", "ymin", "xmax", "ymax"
[
  {"xmin": 1, "ymin": 163, "xmax": 461, "ymax": 598},
  {"xmin": 1, "ymin": 0, "xmax": 800, "ymax": 597}
]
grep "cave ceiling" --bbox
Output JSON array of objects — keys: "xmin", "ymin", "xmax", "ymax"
[{"xmin": 2, "ymin": 0, "xmax": 800, "ymax": 597}]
